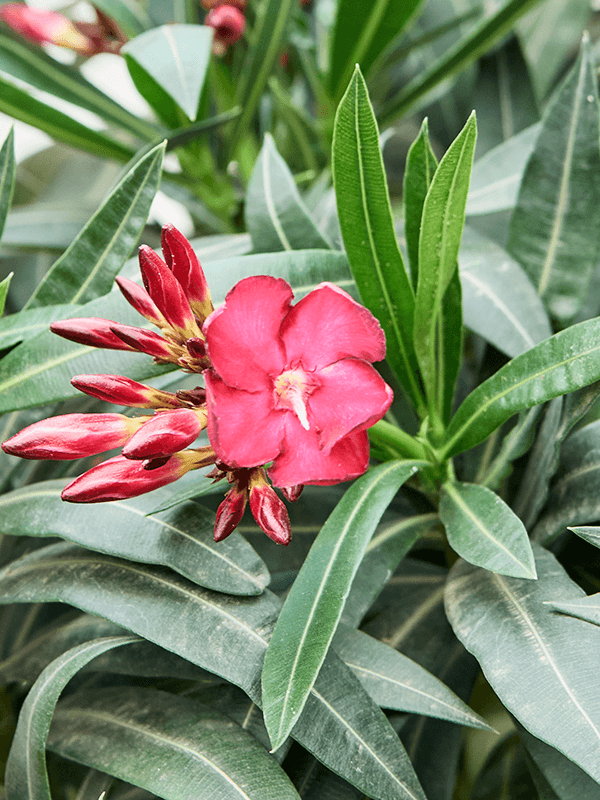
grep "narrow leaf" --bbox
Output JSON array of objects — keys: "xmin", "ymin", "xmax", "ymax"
[
  {"xmin": 413, "ymin": 112, "xmax": 476, "ymax": 417},
  {"xmin": 440, "ymin": 481, "xmax": 536, "ymax": 579},
  {"xmin": 0, "ymin": 273, "xmax": 12, "ymax": 317},
  {"xmin": 0, "ymin": 305, "xmax": 74, "ymax": 350},
  {"xmin": 48, "ymin": 687, "xmax": 301, "ymax": 800},
  {"xmin": 403, "ymin": 117, "xmax": 437, "ymax": 289},
  {"xmin": 0, "ymin": 126, "xmax": 15, "ymax": 242},
  {"xmin": 439, "ymin": 316, "xmax": 600, "ymax": 459},
  {"xmin": 262, "ymin": 460, "xmax": 425, "ymax": 750},
  {"xmin": 445, "ymin": 544, "xmax": 600, "ymax": 783},
  {"xmin": 332, "ymin": 66, "xmax": 422, "ymax": 410},
  {"xmin": 4, "ymin": 636, "xmax": 136, "ymax": 800},
  {"xmin": 245, "ymin": 134, "xmax": 331, "ymax": 252},
  {"xmin": 26, "ymin": 142, "xmax": 165, "ymax": 308},
  {"xmin": 508, "ymin": 35, "xmax": 600, "ymax": 321},
  {"xmin": 0, "ymin": 479, "xmax": 268, "ymax": 595}
]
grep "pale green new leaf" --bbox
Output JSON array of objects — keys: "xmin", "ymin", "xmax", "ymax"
[
  {"xmin": 245, "ymin": 134, "xmax": 331, "ymax": 252},
  {"xmin": 333, "ymin": 67, "xmax": 421, "ymax": 410},
  {"xmin": 445, "ymin": 545, "xmax": 600, "ymax": 783},
  {"xmin": 508, "ymin": 36, "xmax": 600, "ymax": 322},
  {"xmin": 262, "ymin": 460, "xmax": 425, "ymax": 751},
  {"xmin": 4, "ymin": 636, "xmax": 136, "ymax": 800},
  {"xmin": 0, "ymin": 273, "xmax": 12, "ymax": 317},
  {"xmin": 26, "ymin": 142, "xmax": 165, "ymax": 308},
  {"xmin": 403, "ymin": 117, "xmax": 437, "ymax": 289},
  {"xmin": 440, "ymin": 481, "xmax": 536, "ymax": 579}
]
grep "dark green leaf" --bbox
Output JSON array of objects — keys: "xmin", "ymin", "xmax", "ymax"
[
  {"xmin": 445, "ymin": 544, "xmax": 600, "ymax": 783},
  {"xmin": 403, "ymin": 117, "xmax": 437, "ymax": 290},
  {"xmin": 439, "ymin": 268, "xmax": 462, "ymax": 424},
  {"xmin": 0, "ymin": 125, "xmax": 15, "ymax": 243},
  {"xmin": 0, "ymin": 479, "xmax": 268, "ymax": 595},
  {"xmin": 245, "ymin": 134, "xmax": 331, "ymax": 252},
  {"xmin": 508, "ymin": 36, "xmax": 600, "ymax": 322},
  {"xmin": 122, "ymin": 25, "xmax": 212, "ymax": 122},
  {"xmin": 0, "ymin": 305, "xmax": 74, "ymax": 350},
  {"xmin": 48, "ymin": 687, "xmax": 301, "ymax": 800},
  {"xmin": 439, "ymin": 317, "xmax": 600, "ymax": 460},
  {"xmin": 262, "ymin": 460, "xmax": 424, "ymax": 750},
  {"xmin": 469, "ymin": 733, "xmax": 536, "ymax": 800},
  {"xmin": 26, "ymin": 142, "xmax": 165, "ymax": 308},
  {"xmin": 4, "ymin": 636, "xmax": 136, "ymax": 800},
  {"xmin": 332, "ymin": 67, "xmax": 422, "ymax": 410},
  {"xmin": 440, "ymin": 481, "xmax": 536, "ymax": 578}
]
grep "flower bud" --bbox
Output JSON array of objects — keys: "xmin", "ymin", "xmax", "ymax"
[
  {"xmin": 115, "ymin": 276, "xmax": 164, "ymax": 326},
  {"xmin": 109, "ymin": 324, "xmax": 178, "ymax": 361},
  {"xmin": 206, "ymin": 6, "xmax": 246, "ymax": 50},
  {"xmin": 122, "ymin": 408, "xmax": 205, "ymax": 460},
  {"xmin": 186, "ymin": 337, "xmax": 206, "ymax": 360},
  {"xmin": 214, "ymin": 485, "xmax": 247, "ymax": 542},
  {"xmin": 0, "ymin": 4, "xmax": 93, "ymax": 53},
  {"xmin": 71, "ymin": 374, "xmax": 181, "ymax": 409},
  {"xmin": 50, "ymin": 317, "xmax": 135, "ymax": 351},
  {"xmin": 281, "ymin": 484, "xmax": 303, "ymax": 502},
  {"xmin": 249, "ymin": 470, "xmax": 291, "ymax": 545},
  {"xmin": 138, "ymin": 245, "xmax": 199, "ymax": 339},
  {"xmin": 161, "ymin": 225, "xmax": 213, "ymax": 322},
  {"xmin": 2, "ymin": 413, "xmax": 145, "ymax": 460}
]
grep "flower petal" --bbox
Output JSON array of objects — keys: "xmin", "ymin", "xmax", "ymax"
[
  {"xmin": 205, "ymin": 370, "xmax": 285, "ymax": 467},
  {"xmin": 310, "ymin": 358, "xmax": 393, "ymax": 453},
  {"xmin": 268, "ymin": 417, "xmax": 369, "ymax": 487},
  {"xmin": 204, "ymin": 276, "xmax": 290, "ymax": 390},
  {"xmin": 281, "ymin": 282, "xmax": 386, "ymax": 370}
]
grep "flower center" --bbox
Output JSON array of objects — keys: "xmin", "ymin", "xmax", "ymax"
[{"xmin": 273, "ymin": 368, "xmax": 319, "ymax": 431}]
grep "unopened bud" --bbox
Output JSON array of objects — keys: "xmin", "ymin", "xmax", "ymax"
[
  {"xmin": 138, "ymin": 245, "xmax": 199, "ymax": 339},
  {"xmin": 115, "ymin": 276, "xmax": 164, "ymax": 326},
  {"xmin": 249, "ymin": 470, "xmax": 291, "ymax": 545},
  {"xmin": 110, "ymin": 323, "xmax": 178, "ymax": 361},
  {"xmin": 206, "ymin": 5, "xmax": 246, "ymax": 49},
  {"xmin": 122, "ymin": 408, "xmax": 205, "ymax": 460},
  {"xmin": 214, "ymin": 484, "xmax": 247, "ymax": 542},
  {"xmin": 71, "ymin": 374, "xmax": 181, "ymax": 409},
  {"xmin": 50, "ymin": 317, "xmax": 135, "ymax": 351},
  {"xmin": 186, "ymin": 337, "xmax": 206, "ymax": 360},
  {"xmin": 281, "ymin": 484, "xmax": 303, "ymax": 502},
  {"xmin": 161, "ymin": 225, "xmax": 213, "ymax": 322},
  {"xmin": 0, "ymin": 4, "xmax": 93, "ymax": 53}
]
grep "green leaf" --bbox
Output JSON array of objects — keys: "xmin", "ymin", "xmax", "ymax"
[
  {"xmin": 0, "ymin": 31, "xmax": 158, "ymax": 140},
  {"xmin": 0, "ymin": 126, "xmax": 15, "ymax": 243},
  {"xmin": 245, "ymin": 134, "xmax": 331, "ymax": 252},
  {"xmin": 122, "ymin": 25, "xmax": 212, "ymax": 123},
  {"xmin": 378, "ymin": 0, "xmax": 545, "ymax": 127},
  {"xmin": 47, "ymin": 686, "xmax": 301, "ymax": 800},
  {"xmin": 507, "ymin": 36, "xmax": 600, "ymax": 322},
  {"xmin": 26, "ymin": 142, "xmax": 165, "ymax": 308},
  {"xmin": 332, "ymin": 625, "xmax": 490, "ymax": 729},
  {"xmin": 403, "ymin": 117, "xmax": 437, "ymax": 290},
  {"xmin": 469, "ymin": 734, "xmax": 536, "ymax": 800},
  {"xmin": 440, "ymin": 481, "xmax": 536, "ymax": 579},
  {"xmin": 439, "ymin": 316, "xmax": 600, "ymax": 460},
  {"xmin": 4, "ymin": 636, "xmax": 136, "ymax": 800},
  {"xmin": 2, "ymin": 203, "xmax": 94, "ymax": 251},
  {"xmin": 332, "ymin": 67, "xmax": 422, "ymax": 411},
  {"xmin": 0, "ymin": 543, "xmax": 426, "ymax": 800},
  {"xmin": 439, "ymin": 268, "xmax": 462, "ymax": 424},
  {"xmin": 0, "ymin": 74, "xmax": 134, "ymax": 162},
  {"xmin": 92, "ymin": 0, "xmax": 152, "ymax": 39},
  {"xmin": 413, "ymin": 112, "xmax": 476, "ymax": 422},
  {"xmin": 0, "ymin": 479, "xmax": 268, "ymax": 595},
  {"xmin": 329, "ymin": 0, "xmax": 424, "ymax": 101},
  {"xmin": 261, "ymin": 460, "xmax": 425, "ymax": 751},
  {"xmin": 479, "ymin": 405, "xmax": 543, "ymax": 491},
  {"xmin": 228, "ymin": 0, "xmax": 295, "ymax": 156},
  {"xmin": 445, "ymin": 544, "xmax": 600, "ymax": 784},
  {"xmin": 0, "ymin": 305, "xmax": 74, "ymax": 350},
  {"xmin": 0, "ymin": 273, "xmax": 12, "ymax": 317},
  {"xmin": 466, "ymin": 123, "xmax": 541, "ymax": 215},
  {"xmin": 459, "ymin": 226, "xmax": 552, "ymax": 358}
]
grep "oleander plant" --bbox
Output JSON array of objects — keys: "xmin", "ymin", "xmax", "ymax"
[{"xmin": 0, "ymin": 0, "xmax": 600, "ymax": 799}]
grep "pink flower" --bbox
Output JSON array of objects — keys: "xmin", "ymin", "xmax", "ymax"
[
  {"xmin": 0, "ymin": 3, "xmax": 93, "ymax": 53},
  {"xmin": 206, "ymin": 5, "xmax": 245, "ymax": 54},
  {"xmin": 203, "ymin": 277, "xmax": 393, "ymax": 488}
]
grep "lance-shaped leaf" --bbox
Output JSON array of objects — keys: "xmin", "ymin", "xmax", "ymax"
[
  {"xmin": 440, "ymin": 481, "xmax": 536, "ymax": 579},
  {"xmin": 459, "ymin": 226, "xmax": 551, "ymax": 358},
  {"xmin": 47, "ymin": 686, "xmax": 301, "ymax": 800},
  {"xmin": 438, "ymin": 316, "xmax": 600, "ymax": 460},
  {"xmin": 480, "ymin": 405, "xmax": 543, "ymax": 491},
  {"xmin": 4, "ymin": 636, "xmax": 137, "ymax": 800},
  {"xmin": 466, "ymin": 123, "xmax": 541, "ymax": 215},
  {"xmin": 333, "ymin": 67, "xmax": 422, "ymax": 410},
  {"xmin": 0, "ymin": 480, "xmax": 268, "ymax": 595},
  {"xmin": 0, "ymin": 273, "xmax": 11, "ymax": 317},
  {"xmin": 245, "ymin": 134, "xmax": 331, "ymax": 253},
  {"xmin": 508, "ymin": 36, "xmax": 600, "ymax": 322},
  {"xmin": 403, "ymin": 118, "xmax": 437, "ymax": 289},
  {"xmin": 0, "ymin": 305, "xmax": 73, "ymax": 350},
  {"xmin": 445, "ymin": 544, "xmax": 600, "ymax": 783},
  {"xmin": 0, "ymin": 126, "xmax": 15, "ymax": 243},
  {"xmin": 413, "ymin": 113, "xmax": 476, "ymax": 417},
  {"xmin": 261, "ymin": 460, "xmax": 425, "ymax": 751},
  {"xmin": 26, "ymin": 142, "xmax": 165, "ymax": 309},
  {"xmin": 332, "ymin": 624, "xmax": 490, "ymax": 729},
  {"xmin": 0, "ymin": 543, "xmax": 425, "ymax": 800}
]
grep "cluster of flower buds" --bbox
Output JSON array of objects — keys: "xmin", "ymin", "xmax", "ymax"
[
  {"xmin": 0, "ymin": 3, "xmax": 126, "ymax": 55},
  {"xmin": 201, "ymin": 0, "xmax": 246, "ymax": 56}
]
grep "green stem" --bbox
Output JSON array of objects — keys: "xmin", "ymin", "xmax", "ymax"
[{"xmin": 369, "ymin": 420, "xmax": 429, "ymax": 461}]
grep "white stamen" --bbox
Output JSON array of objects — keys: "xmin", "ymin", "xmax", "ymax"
[{"xmin": 291, "ymin": 390, "xmax": 310, "ymax": 430}]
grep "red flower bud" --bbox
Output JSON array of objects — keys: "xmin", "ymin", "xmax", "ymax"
[
  {"xmin": 109, "ymin": 324, "xmax": 177, "ymax": 361},
  {"xmin": 206, "ymin": 6, "xmax": 245, "ymax": 49},
  {"xmin": 0, "ymin": 3, "xmax": 93, "ymax": 53},
  {"xmin": 122, "ymin": 408, "xmax": 205, "ymax": 460},
  {"xmin": 161, "ymin": 225, "xmax": 213, "ymax": 322},
  {"xmin": 1, "ymin": 413, "xmax": 145, "ymax": 460},
  {"xmin": 249, "ymin": 470, "xmax": 291, "ymax": 545},
  {"xmin": 71, "ymin": 374, "xmax": 181, "ymax": 409},
  {"xmin": 138, "ymin": 245, "xmax": 199, "ymax": 339},
  {"xmin": 61, "ymin": 450, "xmax": 210, "ymax": 503},
  {"xmin": 281, "ymin": 484, "xmax": 303, "ymax": 502},
  {"xmin": 115, "ymin": 276, "xmax": 164, "ymax": 326},
  {"xmin": 186, "ymin": 337, "xmax": 206, "ymax": 360},
  {"xmin": 214, "ymin": 484, "xmax": 247, "ymax": 542},
  {"xmin": 50, "ymin": 317, "xmax": 135, "ymax": 351}
]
